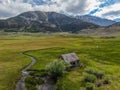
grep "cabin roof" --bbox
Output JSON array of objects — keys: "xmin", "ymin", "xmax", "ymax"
[{"xmin": 61, "ymin": 53, "xmax": 79, "ymax": 63}]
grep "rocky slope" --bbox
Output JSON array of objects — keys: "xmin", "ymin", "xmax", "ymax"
[
  {"xmin": 75, "ymin": 15, "xmax": 116, "ymax": 26},
  {"xmin": 0, "ymin": 11, "xmax": 99, "ymax": 33}
]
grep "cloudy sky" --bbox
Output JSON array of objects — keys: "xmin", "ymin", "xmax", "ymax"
[{"xmin": 0, "ymin": 0, "xmax": 120, "ymax": 21}]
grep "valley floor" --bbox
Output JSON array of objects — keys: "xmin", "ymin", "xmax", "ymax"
[{"xmin": 0, "ymin": 34, "xmax": 120, "ymax": 90}]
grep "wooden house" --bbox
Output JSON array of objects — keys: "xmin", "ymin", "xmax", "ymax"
[{"xmin": 61, "ymin": 53, "xmax": 80, "ymax": 66}]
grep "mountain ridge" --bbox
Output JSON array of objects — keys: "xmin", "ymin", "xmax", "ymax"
[
  {"xmin": 75, "ymin": 15, "xmax": 116, "ymax": 26},
  {"xmin": 0, "ymin": 11, "xmax": 99, "ymax": 33}
]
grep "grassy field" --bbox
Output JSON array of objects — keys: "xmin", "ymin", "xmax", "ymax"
[
  {"xmin": 26, "ymin": 37, "xmax": 120, "ymax": 90},
  {"xmin": 0, "ymin": 34, "xmax": 76, "ymax": 90},
  {"xmin": 0, "ymin": 34, "xmax": 120, "ymax": 90}
]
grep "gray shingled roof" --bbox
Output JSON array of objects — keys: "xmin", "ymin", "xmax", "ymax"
[{"xmin": 61, "ymin": 53, "xmax": 79, "ymax": 63}]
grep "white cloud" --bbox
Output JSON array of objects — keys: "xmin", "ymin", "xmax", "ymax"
[
  {"xmin": 93, "ymin": 3, "xmax": 120, "ymax": 20},
  {"xmin": 0, "ymin": 0, "xmax": 102, "ymax": 19},
  {"xmin": 0, "ymin": 0, "xmax": 119, "ymax": 20},
  {"xmin": 0, "ymin": 0, "xmax": 33, "ymax": 19},
  {"xmin": 33, "ymin": 5, "xmax": 60, "ymax": 12},
  {"xmin": 50, "ymin": 0, "xmax": 101, "ymax": 15}
]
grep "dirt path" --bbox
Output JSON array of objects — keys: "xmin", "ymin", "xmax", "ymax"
[{"xmin": 16, "ymin": 53, "xmax": 36, "ymax": 90}]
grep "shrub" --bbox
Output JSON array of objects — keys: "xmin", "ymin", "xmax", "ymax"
[
  {"xmin": 96, "ymin": 81, "xmax": 102, "ymax": 87},
  {"xmin": 103, "ymin": 77, "xmax": 110, "ymax": 85},
  {"xmin": 36, "ymin": 77, "xmax": 44, "ymax": 85},
  {"xmin": 29, "ymin": 70, "xmax": 48, "ymax": 77},
  {"xmin": 103, "ymin": 79, "xmax": 110, "ymax": 84},
  {"xmin": 85, "ymin": 68, "xmax": 104, "ymax": 79},
  {"xmin": 25, "ymin": 76, "xmax": 37, "ymax": 90},
  {"xmin": 25, "ymin": 76, "xmax": 37, "ymax": 85},
  {"xmin": 85, "ymin": 82, "xmax": 94, "ymax": 90},
  {"xmin": 96, "ymin": 72, "xmax": 104, "ymax": 79},
  {"xmin": 25, "ymin": 76, "xmax": 44, "ymax": 85},
  {"xmin": 25, "ymin": 84, "xmax": 37, "ymax": 90},
  {"xmin": 46, "ymin": 60, "xmax": 66, "ymax": 79},
  {"xmin": 83, "ymin": 73, "xmax": 97, "ymax": 83}
]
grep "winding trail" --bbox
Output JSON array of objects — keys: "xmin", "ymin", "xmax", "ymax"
[{"xmin": 16, "ymin": 53, "xmax": 36, "ymax": 90}]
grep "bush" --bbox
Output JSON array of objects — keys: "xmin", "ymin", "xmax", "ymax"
[
  {"xmin": 103, "ymin": 79, "xmax": 110, "ymax": 84},
  {"xmin": 25, "ymin": 76, "xmax": 37, "ymax": 85},
  {"xmin": 103, "ymin": 77, "xmax": 110, "ymax": 85},
  {"xmin": 95, "ymin": 71, "xmax": 104, "ymax": 79},
  {"xmin": 25, "ymin": 76, "xmax": 44, "ymax": 85},
  {"xmin": 85, "ymin": 68, "xmax": 104, "ymax": 79},
  {"xmin": 96, "ymin": 81, "xmax": 102, "ymax": 87},
  {"xmin": 25, "ymin": 84, "xmax": 37, "ymax": 90},
  {"xmin": 36, "ymin": 77, "xmax": 44, "ymax": 85},
  {"xmin": 83, "ymin": 73, "xmax": 97, "ymax": 83},
  {"xmin": 25, "ymin": 76, "xmax": 37, "ymax": 90},
  {"xmin": 46, "ymin": 60, "xmax": 66, "ymax": 79},
  {"xmin": 29, "ymin": 70, "xmax": 48, "ymax": 77},
  {"xmin": 85, "ymin": 82, "xmax": 94, "ymax": 90}
]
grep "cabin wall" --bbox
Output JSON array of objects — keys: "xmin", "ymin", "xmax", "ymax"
[{"xmin": 70, "ymin": 60, "xmax": 79, "ymax": 66}]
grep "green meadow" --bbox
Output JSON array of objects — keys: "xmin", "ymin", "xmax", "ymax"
[{"xmin": 0, "ymin": 34, "xmax": 120, "ymax": 90}]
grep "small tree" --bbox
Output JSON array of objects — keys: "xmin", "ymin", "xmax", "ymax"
[{"xmin": 46, "ymin": 60, "xmax": 66, "ymax": 79}]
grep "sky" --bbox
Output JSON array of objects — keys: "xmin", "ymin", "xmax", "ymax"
[{"xmin": 0, "ymin": 0, "xmax": 120, "ymax": 22}]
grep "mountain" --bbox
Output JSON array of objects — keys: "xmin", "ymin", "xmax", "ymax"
[
  {"xmin": 106, "ymin": 22, "xmax": 120, "ymax": 33},
  {"xmin": 0, "ymin": 11, "xmax": 99, "ymax": 33},
  {"xmin": 75, "ymin": 15, "xmax": 116, "ymax": 26},
  {"xmin": 108, "ymin": 22, "xmax": 120, "ymax": 27},
  {"xmin": 78, "ymin": 22, "xmax": 120, "ymax": 35}
]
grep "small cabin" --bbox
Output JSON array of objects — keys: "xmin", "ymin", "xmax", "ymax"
[{"xmin": 61, "ymin": 53, "xmax": 80, "ymax": 66}]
